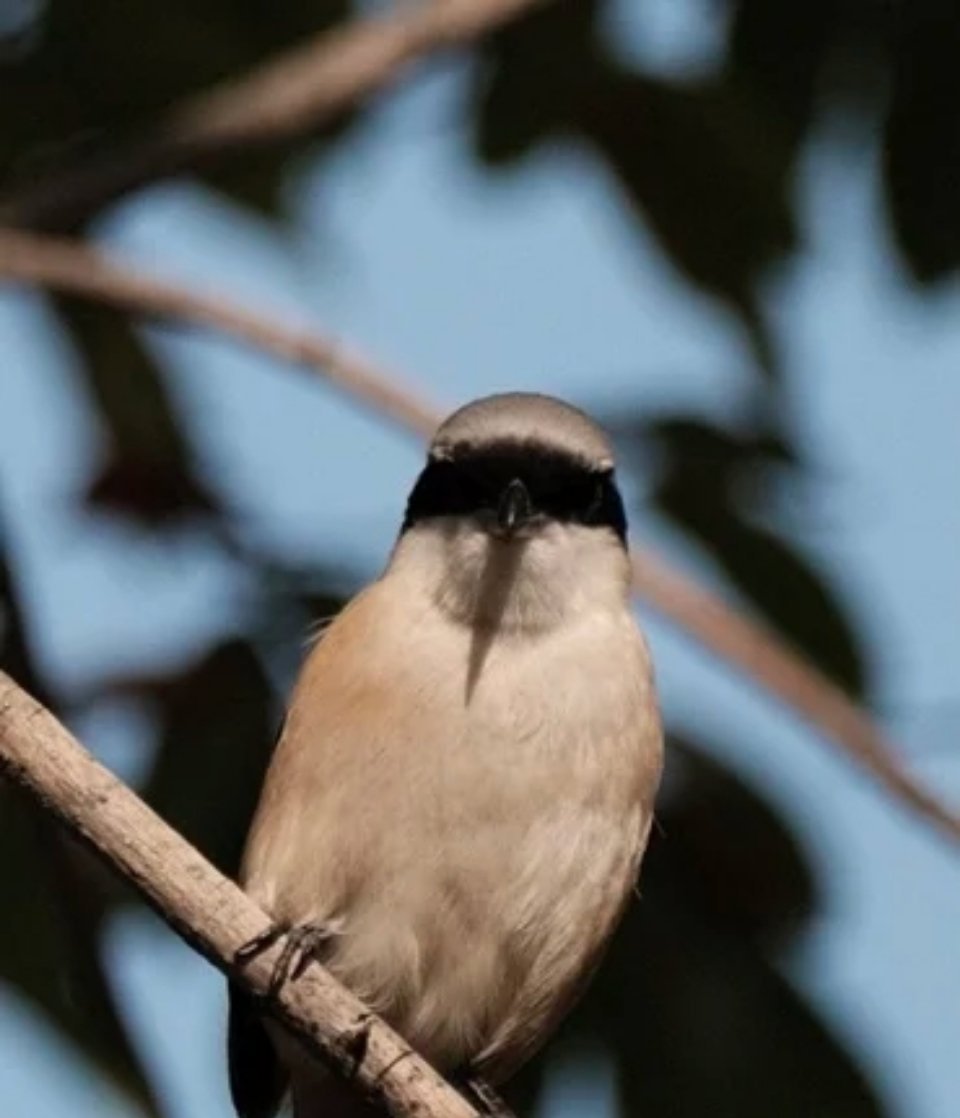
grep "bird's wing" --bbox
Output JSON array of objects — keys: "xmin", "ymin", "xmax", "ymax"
[
  {"xmin": 472, "ymin": 810, "xmax": 657, "ymax": 1082},
  {"xmin": 228, "ymin": 589, "xmax": 388, "ymax": 1118}
]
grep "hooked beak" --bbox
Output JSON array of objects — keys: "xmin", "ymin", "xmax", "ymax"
[{"xmin": 496, "ymin": 478, "xmax": 533, "ymax": 536}]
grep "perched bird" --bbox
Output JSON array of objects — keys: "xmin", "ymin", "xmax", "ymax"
[{"xmin": 228, "ymin": 392, "xmax": 663, "ymax": 1118}]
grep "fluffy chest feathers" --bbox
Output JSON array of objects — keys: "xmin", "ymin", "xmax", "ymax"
[{"xmin": 241, "ymin": 524, "xmax": 662, "ymax": 1078}]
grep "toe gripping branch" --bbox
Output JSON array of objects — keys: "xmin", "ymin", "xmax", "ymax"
[
  {"xmin": 461, "ymin": 1073, "xmax": 514, "ymax": 1118},
  {"xmin": 235, "ymin": 920, "xmax": 373, "ymax": 1081},
  {"xmin": 235, "ymin": 921, "xmax": 335, "ymax": 996},
  {"xmin": 234, "ymin": 923, "xmax": 515, "ymax": 1111}
]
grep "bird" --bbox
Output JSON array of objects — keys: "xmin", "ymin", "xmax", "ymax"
[{"xmin": 228, "ymin": 391, "xmax": 663, "ymax": 1118}]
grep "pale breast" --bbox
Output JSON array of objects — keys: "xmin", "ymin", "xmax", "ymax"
[
  {"xmin": 409, "ymin": 615, "xmax": 660, "ymax": 1076},
  {"xmin": 242, "ymin": 587, "xmax": 662, "ymax": 1076}
]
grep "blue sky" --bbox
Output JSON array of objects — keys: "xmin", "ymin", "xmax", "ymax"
[{"xmin": 2, "ymin": 5, "xmax": 960, "ymax": 1117}]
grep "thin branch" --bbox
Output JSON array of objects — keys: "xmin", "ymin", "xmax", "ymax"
[
  {"xmin": 0, "ymin": 229, "xmax": 439, "ymax": 438},
  {"xmin": 0, "ymin": 670, "xmax": 480, "ymax": 1118},
  {"xmin": 631, "ymin": 553, "xmax": 960, "ymax": 841},
  {"xmin": 0, "ymin": 0, "xmax": 546, "ymax": 231},
  {"xmin": 0, "ymin": 229, "xmax": 958, "ymax": 847}
]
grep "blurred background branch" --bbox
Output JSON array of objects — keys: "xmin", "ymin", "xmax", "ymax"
[
  {"xmin": 0, "ymin": 0, "xmax": 548, "ymax": 232},
  {"xmin": 0, "ymin": 228, "xmax": 440, "ymax": 436}
]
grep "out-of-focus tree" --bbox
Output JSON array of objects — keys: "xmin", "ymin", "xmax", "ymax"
[{"xmin": 3, "ymin": 1, "xmax": 956, "ymax": 1115}]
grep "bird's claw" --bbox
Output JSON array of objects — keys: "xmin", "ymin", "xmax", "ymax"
[
  {"xmin": 464, "ymin": 1075, "xmax": 515, "ymax": 1118},
  {"xmin": 341, "ymin": 1013, "xmax": 374, "ymax": 1077},
  {"xmin": 235, "ymin": 920, "xmax": 335, "ymax": 996}
]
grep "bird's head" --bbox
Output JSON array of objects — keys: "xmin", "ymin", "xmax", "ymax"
[{"xmin": 391, "ymin": 393, "xmax": 631, "ymax": 633}]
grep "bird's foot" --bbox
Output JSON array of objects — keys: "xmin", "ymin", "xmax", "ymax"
[
  {"xmin": 463, "ymin": 1075, "xmax": 515, "ymax": 1118},
  {"xmin": 341, "ymin": 1013, "xmax": 374, "ymax": 1078},
  {"xmin": 235, "ymin": 920, "xmax": 336, "ymax": 996}
]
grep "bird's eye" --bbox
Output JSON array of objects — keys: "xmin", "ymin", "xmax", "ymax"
[
  {"xmin": 583, "ymin": 480, "xmax": 605, "ymax": 522},
  {"xmin": 537, "ymin": 474, "xmax": 597, "ymax": 519},
  {"xmin": 455, "ymin": 469, "xmax": 498, "ymax": 511}
]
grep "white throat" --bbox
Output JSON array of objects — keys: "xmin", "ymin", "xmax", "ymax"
[{"xmin": 385, "ymin": 518, "xmax": 632, "ymax": 637}]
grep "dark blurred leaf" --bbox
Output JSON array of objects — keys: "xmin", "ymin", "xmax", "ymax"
[
  {"xmin": 0, "ymin": 497, "xmax": 43, "ymax": 698},
  {"xmin": 516, "ymin": 730, "xmax": 884, "ymax": 1118},
  {"xmin": 78, "ymin": 550, "xmax": 354, "ymax": 879},
  {"xmin": 580, "ymin": 71, "xmax": 794, "ymax": 375},
  {"xmin": 0, "ymin": 789, "xmax": 165, "ymax": 1117},
  {"xmin": 128, "ymin": 560, "xmax": 353, "ymax": 875},
  {"xmin": 644, "ymin": 416, "xmax": 866, "ymax": 695},
  {"xmin": 54, "ymin": 298, "xmax": 221, "ymax": 526},
  {"xmin": 0, "ymin": 0, "xmax": 251, "ymax": 183},
  {"xmin": 0, "ymin": 509, "xmax": 162, "ymax": 1115},
  {"xmin": 884, "ymin": 6, "xmax": 960, "ymax": 282},
  {"xmin": 472, "ymin": 0, "xmax": 602, "ymax": 165},
  {"xmin": 200, "ymin": 147, "xmax": 298, "ymax": 218},
  {"xmin": 0, "ymin": 0, "xmax": 355, "ymax": 149},
  {"xmin": 650, "ymin": 735, "xmax": 817, "ymax": 948},
  {"xmin": 727, "ymin": 0, "xmax": 836, "ymax": 151},
  {"xmin": 243, "ymin": 550, "xmax": 352, "ymax": 671},
  {"xmin": 229, "ymin": 0, "xmax": 354, "ymax": 57},
  {"xmin": 594, "ymin": 896, "xmax": 888, "ymax": 1118},
  {"xmin": 473, "ymin": 3, "xmax": 794, "ymax": 374},
  {"xmin": 192, "ymin": 0, "xmax": 361, "ymax": 218},
  {"xmin": 198, "ymin": 131, "xmax": 351, "ymax": 220},
  {"xmin": 135, "ymin": 639, "xmax": 278, "ymax": 877},
  {"xmin": 500, "ymin": 1055, "xmax": 547, "ymax": 1118},
  {"xmin": 0, "ymin": 0, "xmax": 359, "ymax": 222}
]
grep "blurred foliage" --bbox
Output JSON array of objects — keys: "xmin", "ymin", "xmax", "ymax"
[
  {"xmin": 0, "ymin": 0, "xmax": 358, "ymax": 219},
  {"xmin": 622, "ymin": 414, "xmax": 866, "ymax": 694},
  {"xmin": 56, "ymin": 299, "xmax": 221, "ymax": 526},
  {"xmin": 0, "ymin": 505, "xmax": 160, "ymax": 1114},
  {"xmin": 511, "ymin": 738, "xmax": 880, "ymax": 1118},
  {"xmin": 5, "ymin": 0, "xmax": 958, "ymax": 1115}
]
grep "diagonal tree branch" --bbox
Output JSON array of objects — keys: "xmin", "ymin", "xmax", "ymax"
[
  {"xmin": 0, "ymin": 229, "xmax": 439, "ymax": 438},
  {"xmin": 0, "ymin": 669, "xmax": 480, "ymax": 1118},
  {"xmin": 0, "ymin": 229, "xmax": 957, "ymax": 845},
  {"xmin": 0, "ymin": 0, "xmax": 547, "ymax": 232},
  {"xmin": 629, "ymin": 554, "xmax": 960, "ymax": 841}
]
